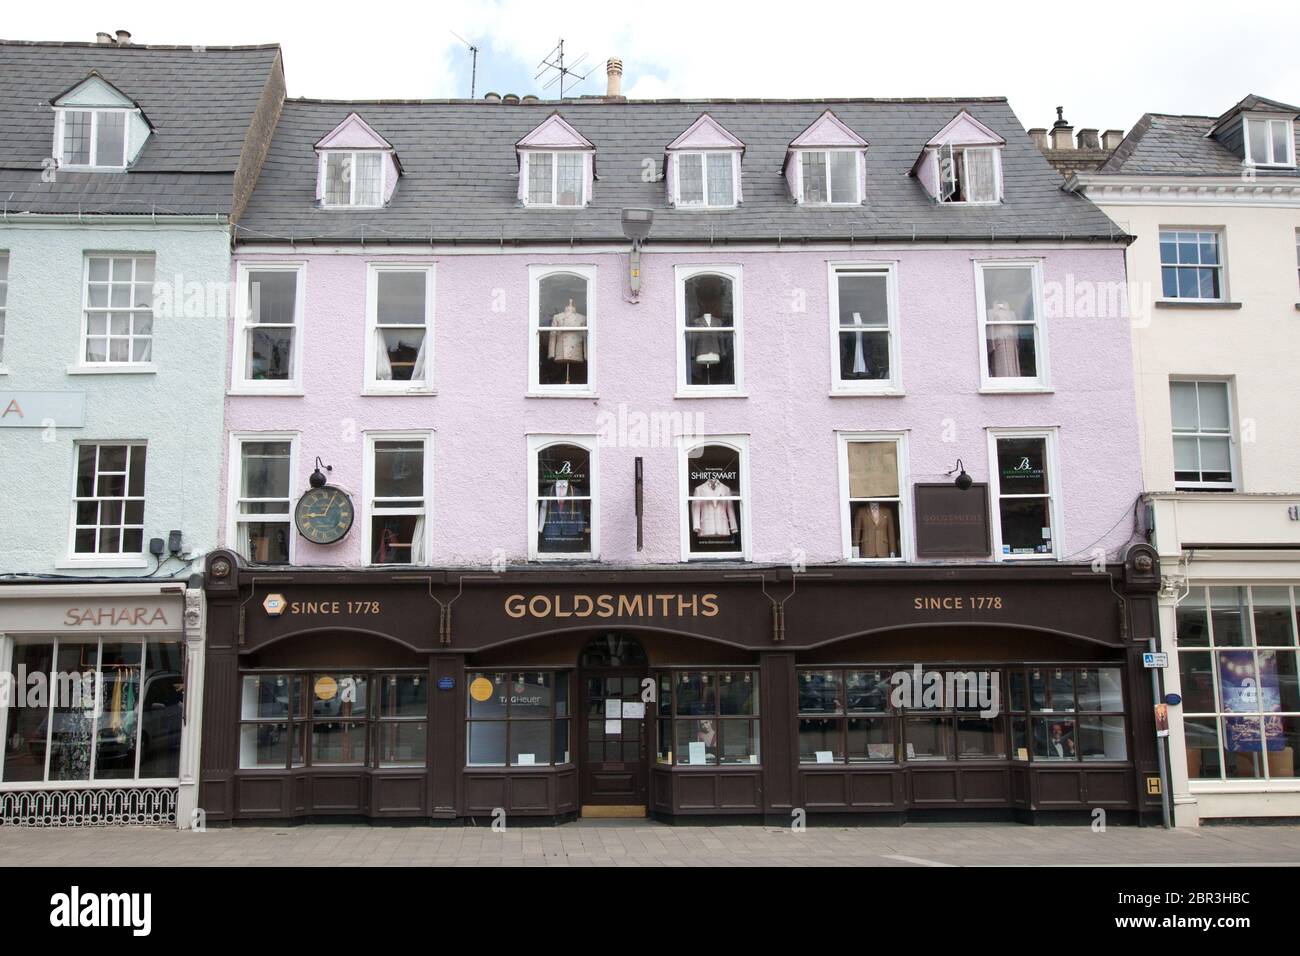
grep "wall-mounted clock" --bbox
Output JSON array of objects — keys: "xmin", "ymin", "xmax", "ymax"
[{"xmin": 294, "ymin": 485, "xmax": 354, "ymax": 545}]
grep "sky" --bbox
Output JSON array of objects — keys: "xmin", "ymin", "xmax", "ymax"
[{"xmin": 3, "ymin": 0, "xmax": 1297, "ymax": 134}]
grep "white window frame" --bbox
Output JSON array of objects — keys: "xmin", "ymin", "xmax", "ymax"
[
  {"xmin": 827, "ymin": 261, "xmax": 903, "ymax": 395},
  {"xmin": 363, "ymin": 263, "xmax": 435, "ymax": 394},
  {"xmin": 521, "ymin": 150, "xmax": 589, "ymax": 208},
  {"xmin": 1243, "ymin": 115, "xmax": 1296, "ymax": 168},
  {"xmin": 986, "ymin": 427, "xmax": 1062, "ymax": 562},
  {"xmin": 232, "ymin": 262, "xmax": 306, "ymax": 395},
  {"xmin": 675, "ymin": 263, "xmax": 744, "ymax": 397},
  {"xmin": 55, "ymin": 107, "xmax": 132, "ymax": 170},
  {"xmin": 226, "ymin": 431, "xmax": 300, "ymax": 565},
  {"xmin": 678, "ymin": 435, "xmax": 751, "ymax": 562},
  {"xmin": 1170, "ymin": 378, "xmax": 1239, "ymax": 492},
  {"xmin": 319, "ymin": 150, "xmax": 387, "ymax": 208},
  {"xmin": 528, "ymin": 264, "xmax": 597, "ymax": 397},
  {"xmin": 76, "ymin": 253, "xmax": 156, "ymax": 371},
  {"xmin": 974, "ymin": 259, "xmax": 1051, "ymax": 392},
  {"xmin": 527, "ymin": 434, "xmax": 599, "ymax": 561},
  {"xmin": 62, "ymin": 440, "xmax": 149, "ymax": 569},
  {"xmin": 362, "ymin": 430, "xmax": 434, "ymax": 567},
  {"xmin": 1158, "ymin": 228, "xmax": 1227, "ymax": 304},
  {"xmin": 837, "ymin": 431, "xmax": 912, "ymax": 562},
  {"xmin": 797, "ymin": 149, "xmax": 861, "ymax": 205},
  {"xmin": 673, "ymin": 151, "xmax": 739, "ymax": 208},
  {"xmin": 0, "ymin": 252, "xmax": 9, "ymax": 372},
  {"xmin": 934, "ymin": 145, "xmax": 1003, "ymax": 204}
]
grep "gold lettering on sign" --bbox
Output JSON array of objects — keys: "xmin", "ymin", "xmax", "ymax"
[
  {"xmin": 913, "ymin": 595, "xmax": 1003, "ymax": 611},
  {"xmin": 503, "ymin": 592, "xmax": 721, "ymax": 620}
]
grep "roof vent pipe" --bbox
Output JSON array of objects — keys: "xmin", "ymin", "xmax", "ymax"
[
  {"xmin": 606, "ymin": 57, "xmax": 623, "ymax": 98},
  {"xmin": 95, "ymin": 32, "xmax": 114, "ymax": 44},
  {"xmin": 115, "ymin": 30, "xmax": 132, "ymax": 45}
]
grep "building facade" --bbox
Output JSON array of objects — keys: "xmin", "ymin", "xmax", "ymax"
[
  {"xmin": 199, "ymin": 78, "xmax": 1164, "ymax": 824},
  {"xmin": 1071, "ymin": 95, "xmax": 1300, "ymax": 825},
  {"xmin": 0, "ymin": 38, "xmax": 283, "ymax": 827}
]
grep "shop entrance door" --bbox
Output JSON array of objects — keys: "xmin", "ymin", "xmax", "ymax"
[{"xmin": 577, "ymin": 634, "xmax": 649, "ymax": 817}]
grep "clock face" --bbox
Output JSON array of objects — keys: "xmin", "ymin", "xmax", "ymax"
[{"xmin": 294, "ymin": 485, "xmax": 354, "ymax": 545}]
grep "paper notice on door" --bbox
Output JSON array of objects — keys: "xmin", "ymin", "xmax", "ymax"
[
  {"xmin": 605, "ymin": 719, "xmax": 622, "ymax": 735},
  {"xmin": 517, "ymin": 753, "xmax": 535, "ymax": 766},
  {"xmin": 815, "ymin": 750, "xmax": 834, "ymax": 764},
  {"xmin": 688, "ymin": 741, "xmax": 707, "ymax": 765},
  {"xmin": 605, "ymin": 699, "xmax": 622, "ymax": 719},
  {"xmin": 622, "ymin": 701, "xmax": 645, "ymax": 719}
]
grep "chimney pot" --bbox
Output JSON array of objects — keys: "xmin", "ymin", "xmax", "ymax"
[
  {"xmin": 606, "ymin": 57, "xmax": 624, "ymax": 98},
  {"xmin": 1102, "ymin": 129, "xmax": 1125, "ymax": 151},
  {"xmin": 1028, "ymin": 128, "xmax": 1048, "ymax": 151},
  {"xmin": 502, "ymin": 93, "xmax": 520, "ymax": 105},
  {"xmin": 483, "ymin": 91, "xmax": 501, "ymax": 103},
  {"xmin": 115, "ymin": 29, "xmax": 132, "ymax": 45},
  {"xmin": 95, "ymin": 32, "xmax": 114, "ymax": 44},
  {"xmin": 1076, "ymin": 128, "xmax": 1100, "ymax": 150}
]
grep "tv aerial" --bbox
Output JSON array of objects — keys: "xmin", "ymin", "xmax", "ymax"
[
  {"xmin": 450, "ymin": 30, "xmax": 480, "ymax": 99},
  {"xmin": 536, "ymin": 38, "xmax": 594, "ymax": 98}
]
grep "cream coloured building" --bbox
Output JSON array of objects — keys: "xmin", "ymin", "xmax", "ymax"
[{"xmin": 1071, "ymin": 95, "xmax": 1300, "ymax": 825}]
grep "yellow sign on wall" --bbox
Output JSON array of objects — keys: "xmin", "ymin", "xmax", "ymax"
[{"xmin": 469, "ymin": 676, "xmax": 494, "ymax": 702}]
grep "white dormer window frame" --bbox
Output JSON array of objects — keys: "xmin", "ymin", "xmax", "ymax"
[
  {"xmin": 522, "ymin": 150, "xmax": 590, "ymax": 208},
  {"xmin": 320, "ymin": 150, "xmax": 387, "ymax": 208},
  {"xmin": 673, "ymin": 151, "xmax": 739, "ymax": 208},
  {"xmin": 797, "ymin": 149, "xmax": 861, "ymax": 205},
  {"xmin": 934, "ymin": 144, "xmax": 1003, "ymax": 204},
  {"xmin": 1243, "ymin": 114, "xmax": 1296, "ymax": 168},
  {"xmin": 55, "ymin": 107, "xmax": 133, "ymax": 170}
]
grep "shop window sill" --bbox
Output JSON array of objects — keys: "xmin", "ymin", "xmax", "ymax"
[
  {"xmin": 66, "ymin": 363, "xmax": 158, "ymax": 375},
  {"xmin": 55, "ymin": 557, "xmax": 151, "ymax": 570},
  {"xmin": 830, "ymin": 387, "xmax": 906, "ymax": 398},
  {"xmin": 675, "ymin": 390, "xmax": 748, "ymax": 400},
  {"xmin": 1154, "ymin": 300, "xmax": 1243, "ymax": 310},
  {"xmin": 361, "ymin": 387, "xmax": 437, "ymax": 397},
  {"xmin": 525, "ymin": 391, "xmax": 597, "ymax": 400}
]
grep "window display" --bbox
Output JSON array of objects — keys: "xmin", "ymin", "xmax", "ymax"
[
  {"xmin": 466, "ymin": 671, "xmax": 570, "ymax": 767},
  {"xmin": 844, "ymin": 439, "xmax": 902, "ymax": 560},
  {"xmin": 681, "ymin": 272, "xmax": 738, "ymax": 389},
  {"xmin": 1, "ymin": 638, "xmax": 183, "ymax": 784},
  {"xmin": 534, "ymin": 272, "xmax": 590, "ymax": 388},
  {"xmin": 534, "ymin": 443, "xmax": 592, "ymax": 556},
  {"xmin": 685, "ymin": 443, "xmax": 744, "ymax": 557},
  {"xmin": 1177, "ymin": 585, "xmax": 1300, "ymax": 781},
  {"xmin": 832, "ymin": 268, "xmax": 893, "ymax": 385},
  {"xmin": 655, "ymin": 670, "xmax": 759, "ymax": 766},
  {"xmin": 993, "ymin": 434, "xmax": 1055, "ymax": 557},
  {"xmin": 978, "ymin": 263, "xmax": 1043, "ymax": 385},
  {"xmin": 1007, "ymin": 666, "xmax": 1127, "ymax": 762}
]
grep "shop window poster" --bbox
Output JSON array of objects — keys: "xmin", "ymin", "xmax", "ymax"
[{"xmin": 1219, "ymin": 651, "xmax": 1284, "ymax": 751}]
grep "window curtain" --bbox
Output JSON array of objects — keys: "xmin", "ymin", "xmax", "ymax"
[
  {"xmin": 965, "ymin": 149, "xmax": 997, "ymax": 202},
  {"xmin": 236, "ymin": 522, "xmax": 252, "ymax": 560},
  {"xmin": 410, "ymin": 333, "xmax": 427, "ymax": 384},
  {"xmin": 409, "ymin": 516, "xmax": 426, "ymax": 564},
  {"xmin": 375, "ymin": 329, "xmax": 393, "ymax": 381}
]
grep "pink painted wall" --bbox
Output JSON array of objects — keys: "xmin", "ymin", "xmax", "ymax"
[{"xmin": 223, "ymin": 245, "xmax": 1138, "ymax": 568}]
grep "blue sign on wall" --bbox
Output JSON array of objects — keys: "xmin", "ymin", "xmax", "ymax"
[{"xmin": 437, "ymin": 677, "xmax": 455, "ymax": 691}]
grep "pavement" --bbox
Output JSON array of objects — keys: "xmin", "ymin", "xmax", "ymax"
[{"xmin": 3, "ymin": 819, "xmax": 1300, "ymax": 866}]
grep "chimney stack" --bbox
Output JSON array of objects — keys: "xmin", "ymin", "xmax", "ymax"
[
  {"xmin": 606, "ymin": 57, "xmax": 623, "ymax": 98},
  {"xmin": 1076, "ymin": 128, "xmax": 1100, "ymax": 150},
  {"xmin": 1050, "ymin": 106, "xmax": 1074, "ymax": 150},
  {"xmin": 1103, "ymin": 129, "xmax": 1125, "ymax": 151},
  {"xmin": 115, "ymin": 29, "xmax": 132, "ymax": 45},
  {"xmin": 95, "ymin": 32, "xmax": 114, "ymax": 44},
  {"xmin": 1028, "ymin": 128, "xmax": 1048, "ymax": 151}
]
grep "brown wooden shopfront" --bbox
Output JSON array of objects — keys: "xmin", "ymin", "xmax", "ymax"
[{"xmin": 197, "ymin": 545, "xmax": 1164, "ymax": 825}]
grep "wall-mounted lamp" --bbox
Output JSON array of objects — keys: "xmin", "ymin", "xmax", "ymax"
[
  {"xmin": 947, "ymin": 459, "xmax": 973, "ymax": 491},
  {"xmin": 309, "ymin": 456, "xmax": 333, "ymax": 489},
  {"xmin": 621, "ymin": 207, "xmax": 654, "ymax": 296}
]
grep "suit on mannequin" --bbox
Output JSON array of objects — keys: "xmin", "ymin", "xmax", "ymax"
[
  {"xmin": 853, "ymin": 502, "xmax": 897, "ymax": 559},
  {"xmin": 691, "ymin": 478, "xmax": 739, "ymax": 539},
  {"xmin": 547, "ymin": 300, "xmax": 587, "ymax": 364}
]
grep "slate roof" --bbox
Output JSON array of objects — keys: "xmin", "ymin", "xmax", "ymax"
[
  {"xmin": 1099, "ymin": 108, "xmax": 1300, "ymax": 179},
  {"xmin": 236, "ymin": 97, "xmax": 1126, "ymax": 245},
  {"xmin": 0, "ymin": 40, "xmax": 281, "ymax": 215}
]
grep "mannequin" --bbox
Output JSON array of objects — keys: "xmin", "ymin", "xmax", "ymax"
[
  {"xmin": 853, "ymin": 501, "xmax": 897, "ymax": 559},
  {"xmin": 691, "ymin": 313, "xmax": 722, "ymax": 366},
  {"xmin": 691, "ymin": 476, "xmax": 739, "ymax": 540},
  {"xmin": 986, "ymin": 300, "xmax": 1022, "ymax": 378},
  {"xmin": 547, "ymin": 299, "xmax": 587, "ymax": 384}
]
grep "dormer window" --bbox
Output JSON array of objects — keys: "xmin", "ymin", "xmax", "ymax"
[
  {"xmin": 50, "ymin": 72, "xmax": 150, "ymax": 171},
  {"xmin": 58, "ymin": 109, "xmax": 128, "ymax": 168},
  {"xmin": 784, "ymin": 110, "xmax": 868, "ymax": 207},
  {"xmin": 1244, "ymin": 115, "xmax": 1294, "ymax": 167},
  {"xmin": 799, "ymin": 150, "xmax": 860, "ymax": 205},
  {"xmin": 314, "ymin": 113, "xmax": 401, "ymax": 210},
  {"xmin": 936, "ymin": 145, "xmax": 1001, "ymax": 203},
  {"xmin": 666, "ymin": 114, "xmax": 744, "ymax": 209},
  {"xmin": 322, "ymin": 151, "xmax": 384, "ymax": 207},
  {"xmin": 526, "ymin": 152, "xmax": 586, "ymax": 207},
  {"xmin": 912, "ymin": 110, "xmax": 1006, "ymax": 205},
  {"xmin": 517, "ymin": 113, "xmax": 595, "ymax": 209}
]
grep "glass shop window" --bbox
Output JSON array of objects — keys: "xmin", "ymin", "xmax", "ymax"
[
  {"xmin": 535, "ymin": 271, "xmax": 590, "ymax": 389},
  {"xmin": 655, "ymin": 670, "xmax": 760, "ymax": 766},
  {"xmin": 845, "ymin": 440, "xmax": 902, "ymax": 560},
  {"xmin": 797, "ymin": 669, "xmax": 895, "ymax": 764},
  {"xmin": 1008, "ymin": 666, "xmax": 1128, "ymax": 763},
  {"xmin": 993, "ymin": 434, "xmax": 1056, "ymax": 558},
  {"xmin": 684, "ymin": 443, "xmax": 744, "ymax": 558},
  {"xmin": 534, "ymin": 443, "xmax": 593, "ymax": 557},
  {"xmin": 682, "ymin": 272, "xmax": 737, "ymax": 388},
  {"xmin": 465, "ymin": 671, "xmax": 571, "ymax": 767}
]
